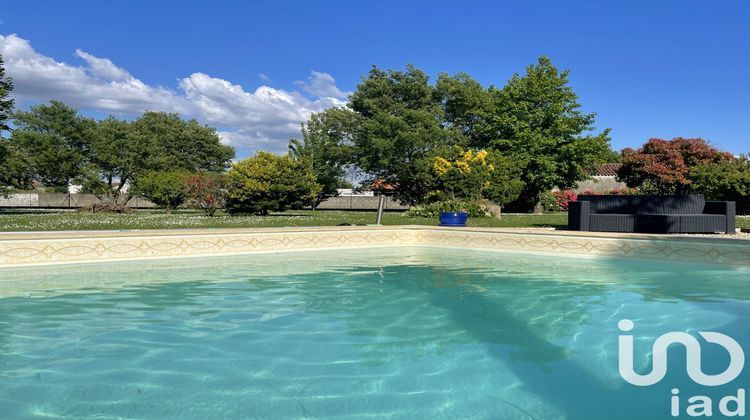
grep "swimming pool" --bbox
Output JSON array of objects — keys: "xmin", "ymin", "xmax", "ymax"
[{"xmin": 1, "ymin": 247, "xmax": 749, "ymax": 419}]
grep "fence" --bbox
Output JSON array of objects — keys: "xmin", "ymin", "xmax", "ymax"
[
  {"xmin": 0, "ymin": 193, "xmax": 158, "ymax": 209},
  {"xmin": 0, "ymin": 193, "xmax": 408, "ymax": 211}
]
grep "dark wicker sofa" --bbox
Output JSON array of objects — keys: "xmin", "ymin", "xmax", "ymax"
[{"xmin": 568, "ymin": 195, "xmax": 735, "ymax": 234}]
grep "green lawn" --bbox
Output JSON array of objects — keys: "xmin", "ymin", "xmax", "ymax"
[
  {"xmin": 1, "ymin": 210, "xmax": 745, "ymax": 232},
  {"xmin": 0, "ymin": 210, "xmax": 568, "ymax": 232}
]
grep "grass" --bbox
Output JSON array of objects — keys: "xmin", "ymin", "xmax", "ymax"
[
  {"xmin": 0, "ymin": 210, "xmax": 568, "ymax": 232},
  {"xmin": 1, "ymin": 210, "xmax": 745, "ymax": 232}
]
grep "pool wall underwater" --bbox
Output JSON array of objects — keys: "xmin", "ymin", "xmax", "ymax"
[{"xmin": 1, "ymin": 226, "xmax": 748, "ymax": 268}]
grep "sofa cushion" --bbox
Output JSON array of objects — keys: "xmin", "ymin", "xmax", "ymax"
[
  {"xmin": 589, "ymin": 214, "xmax": 635, "ymax": 232},
  {"xmin": 582, "ymin": 196, "xmax": 635, "ymax": 214},
  {"xmin": 634, "ymin": 196, "xmax": 705, "ymax": 215}
]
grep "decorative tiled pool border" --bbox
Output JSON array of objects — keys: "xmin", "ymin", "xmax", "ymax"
[{"xmin": 0, "ymin": 226, "xmax": 748, "ymax": 268}]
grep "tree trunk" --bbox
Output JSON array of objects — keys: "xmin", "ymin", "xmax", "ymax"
[{"xmin": 533, "ymin": 200, "xmax": 544, "ymax": 214}]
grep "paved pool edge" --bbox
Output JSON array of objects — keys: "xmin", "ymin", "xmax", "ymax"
[{"xmin": 1, "ymin": 226, "xmax": 748, "ymax": 268}]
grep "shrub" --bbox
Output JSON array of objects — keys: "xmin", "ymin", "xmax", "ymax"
[
  {"xmin": 404, "ymin": 199, "xmax": 492, "ymax": 218},
  {"xmin": 225, "ymin": 152, "xmax": 321, "ymax": 215},
  {"xmin": 539, "ymin": 191, "xmax": 558, "ymax": 212},
  {"xmin": 431, "ymin": 147, "xmax": 523, "ymax": 208},
  {"xmin": 132, "ymin": 170, "xmax": 191, "ymax": 213},
  {"xmin": 185, "ymin": 172, "xmax": 225, "ymax": 216},
  {"xmin": 540, "ymin": 190, "xmax": 578, "ymax": 212},
  {"xmin": 541, "ymin": 188, "xmax": 639, "ymax": 212},
  {"xmin": 579, "ymin": 188, "xmax": 638, "ymax": 196}
]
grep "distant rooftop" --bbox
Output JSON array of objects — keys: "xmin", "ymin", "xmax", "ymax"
[{"xmin": 591, "ymin": 163, "xmax": 622, "ymax": 177}]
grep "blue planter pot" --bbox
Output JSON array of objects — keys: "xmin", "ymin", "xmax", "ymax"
[{"xmin": 439, "ymin": 211, "xmax": 468, "ymax": 227}]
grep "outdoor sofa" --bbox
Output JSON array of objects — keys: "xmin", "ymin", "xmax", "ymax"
[{"xmin": 568, "ymin": 194, "xmax": 735, "ymax": 234}]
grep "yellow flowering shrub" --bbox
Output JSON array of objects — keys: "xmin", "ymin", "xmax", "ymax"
[{"xmin": 430, "ymin": 146, "xmax": 524, "ymax": 207}]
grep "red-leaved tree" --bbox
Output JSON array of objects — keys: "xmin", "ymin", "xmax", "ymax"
[
  {"xmin": 618, "ymin": 138, "xmax": 732, "ymax": 194},
  {"xmin": 185, "ymin": 172, "xmax": 226, "ymax": 216}
]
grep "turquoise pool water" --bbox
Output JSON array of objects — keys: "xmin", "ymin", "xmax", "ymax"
[{"xmin": 1, "ymin": 248, "xmax": 749, "ymax": 419}]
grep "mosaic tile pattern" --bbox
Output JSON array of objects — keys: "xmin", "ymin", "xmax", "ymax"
[
  {"xmin": 0, "ymin": 227, "xmax": 748, "ymax": 267},
  {"xmin": 416, "ymin": 230, "xmax": 750, "ymax": 266}
]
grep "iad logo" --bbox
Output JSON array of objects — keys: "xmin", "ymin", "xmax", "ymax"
[
  {"xmin": 618, "ymin": 319, "xmax": 747, "ymax": 417},
  {"xmin": 618, "ymin": 319, "xmax": 745, "ymax": 387}
]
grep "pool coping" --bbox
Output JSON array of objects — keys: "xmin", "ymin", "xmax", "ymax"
[{"xmin": 1, "ymin": 225, "xmax": 748, "ymax": 268}]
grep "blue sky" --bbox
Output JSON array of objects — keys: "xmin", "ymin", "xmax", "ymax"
[{"xmin": 1, "ymin": 0, "xmax": 748, "ymax": 157}]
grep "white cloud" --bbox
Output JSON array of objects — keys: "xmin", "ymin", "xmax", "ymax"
[
  {"xmin": 74, "ymin": 49, "xmax": 133, "ymax": 82},
  {"xmin": 0, "ymin": 33, "xmax": 348, "ymax": 157},
  {"xmin": 295, "ymin": 70, "xmax": 351, "ymax": 100}
]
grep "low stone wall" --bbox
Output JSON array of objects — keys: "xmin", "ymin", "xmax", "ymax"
[
  {"xmin": 38, "ymin": 194, "xmax": 158, "ymax": 208},
  {"xmin": 0, "ymin": 193, "xmax": 158, "ymax": 209},
  {"xmin": 0, "ymin": 194, "xmax": 39, "ymax": 207},
  {"xmin": 316, "ymin": 195, "xmax": 408, "ymax": 210},
  {"xmin": 2, "ymin": 193, "xmax": 403, "ymax": 211},
  {"xmin": 572, "ymin": 176, "xmax": 628, "ymax": 193}
]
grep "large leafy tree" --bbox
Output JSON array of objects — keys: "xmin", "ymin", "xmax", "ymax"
[
  {"xmin": 289, "ymin": 107, "xmax": 355, "ymax": 207},
  {"xmin": 10, "ymin": 105, "xmax": 234, "ymax": 198},
  {"xmin": 82, "ymin": 112, "xmax": 234, "ymax": 203},
  {"xmin": 0, "ymin": 143, "xmax": 33, "ymax": 191},
  {"xmin": 689, "ymin": 155, "xmax": 750, "ymax": 213},
  {"xmin": 618, "ymin": 138, "xmax": 732, "ymax": 194},
  {"xmin": 1, "ymin": 55, "xmax": 36, "ymax": 193},
  {"xmin": 11, "ymin": 101, "xmax": 95, "ymax": 189},
  {"xmin": 1, "ymin": 54, "xmax": 16, "ymax": 193},
  {"xmin": 349, "ymin": 65, "xmax": 453, "ymax": 204},
  {"xmin": 481, "ymin": 57, "xmax": 613, "ymax": 211},
  {"xmin": 130, "ymin": 112, "xmax": 235, "ymax": 173},
  {"xmin": 343, "ymin": 58, "xmax": 613, "ymax": 209},
  {"xmin": 77, "ymin": 116, "xmax": 138, "ymax": 202},
  {"xmin": 225, "ymin": 152, "xmax": 320, "ymax": 215},
  {"xmin": 0, "ymin": 54, "xmax": 13, "ymax": 135},
  {"xmin": 434, "ymin": 72, "xmax": 492, "ymax": 147}
]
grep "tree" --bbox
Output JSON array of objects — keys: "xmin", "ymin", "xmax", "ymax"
[
  {"xmin": 0, "ymin": 55, "xmax": 17, "ymax": 195},
  {"xmin": 73, "ymin": 116, "xmax": 140, "ymax": 207},
  {"xmin": 481, "ymin": 57, "xmax": 613, "ymax": 211},
  {"xmin": 130, "ymin": 112, "xmax": 235, "ymax": 173},
  {"xmin": 82, "ymin": 112, "xmax": 233, "ymax": 205},
  {"xmin": 618, "ymin": 138, "xmax": 732, "ymax": 194},
  {"xmin": 82, "ymin": 111, "xmax": 235, "ymax": 206},
  {"xmin": 0, "ymin": 141, "xmax": 9, "ymax": 193},
  {"xmin": 0, "ymin": 54, "xmax": 13, "ymax": 135},
  {"xmin": 185, "ymin": 172, "xmax": 226, "ymax": 216},
  {"xmin": 689, "ymin": 155, "xmax": 750, "ymax": 214},
  {"xmin": 225, "ymin": 152, "xmax": 320, "ymax": 215},
  {"xmin": 593, "ymin": 145, "xmax": 622, "ymax": 163},
  {"xmin": 131, "ymin": 170, "xmax": 191, "ymax": 213},
  {"xmin": 299, "ymin": 58, "xmax": 612, "ymax": 211},
  {"xmin": 0, "ymin": 142, "xmax": 33, "ymax": 196},
  {"xmin": 289, "ymin": 107, "xmax": 355, "ymax": 207},
  {"xmin": 349, "ymin": 65, "xmax": 453, "ymax": 204},
  {"xmin": 86, "ymin": 117, "xmax": 137, "ymax": 199},
  {"xmin": 0, "ymin": 140, "xmax": 34, "ymax": 193},
  {"xmin": 434, "ymin": 72, "xmax": 492, "ymax": 147},
  {"xmin": 483, "ymin": 151, "xmax": 526, "ymax": 207},
  {"xmin": 11, "ymin": 101, "xmax": 95, "ymax": 189}
]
